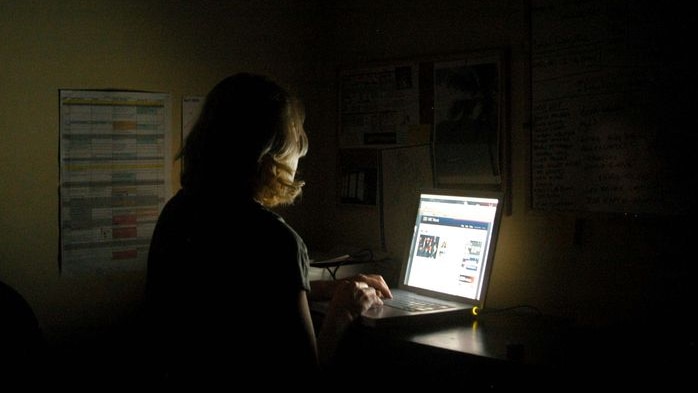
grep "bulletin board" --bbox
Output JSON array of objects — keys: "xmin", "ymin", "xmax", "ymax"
[
  {"xmin": 530, "ymin": 0, "xmax": 695, "ymax": 216},
  {"xmin": 337, "ymin": 50, "xmax": 508, "ymax": 196}
]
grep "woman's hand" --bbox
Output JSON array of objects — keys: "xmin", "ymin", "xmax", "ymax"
[
  {"xmin": 348, "ymin": 273, "xmax": 393, "ymax": 300},
  {"xmin": 324, "ymin": 273, "xmax": 392, "ymax": 324},
  {"xmin": 328, "ymin": 279, "xmax": 384, "ymax": 319},
  {"xmin": 309, "ymin": 273, "xmax": 392, "ymax": 302}
]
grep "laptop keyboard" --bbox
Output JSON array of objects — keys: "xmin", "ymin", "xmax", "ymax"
[{"xmin": 384, "ymin": 294, "xmax": 454, "ymax": 312}]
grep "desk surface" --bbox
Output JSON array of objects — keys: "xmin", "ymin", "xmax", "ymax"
[
  {"xmin": 397, "ymin": 311, "xmax": 570, "ymax": 367},
  {"xmin": 340, "ymin": 309, "xmax": 571, "ymax": 365},
  {"xmin": 326, "ymin": 309, "xmax": 567, "ymax": 388},
  {"xmin": 327, "ymin": 307, "xmax": 696, "ymax": 389}
]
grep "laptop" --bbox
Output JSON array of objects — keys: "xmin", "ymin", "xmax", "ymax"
[{"xmin": 361, "ymin": 188, "xmax": 504, "ymax": 327}]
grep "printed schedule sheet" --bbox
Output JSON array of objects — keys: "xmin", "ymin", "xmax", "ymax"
[{"xmin": 59, "ymin": 90, "xmax": 172, "ymax": 275}]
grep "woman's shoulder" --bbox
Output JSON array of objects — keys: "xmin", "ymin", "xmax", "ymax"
[
  {"xmin": 248, "ymin": 204, "xmax": 305, "ymax": 247},
  {"xmin": 161, "ymin": 189, "xmax": 190, "ymax": 211},
  {"xmin": 155, "ymin": 189, "xmax": 195, "ymax": 223},
  {"xmin": 247, "ymin": 203, "xmax": 293, "ymax": 232}
]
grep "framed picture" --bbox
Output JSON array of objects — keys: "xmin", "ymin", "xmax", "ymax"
[{"xmin": 431, "ymin": 51, "xmax": 506, "ymax": 188}]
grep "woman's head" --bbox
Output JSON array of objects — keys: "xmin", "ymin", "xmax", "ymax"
[{"xmin": 179, "ymin": 73, "xmax": 308, "ymax": 206}]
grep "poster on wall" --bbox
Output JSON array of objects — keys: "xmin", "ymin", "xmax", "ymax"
[
  {"xmin": 338, "ymin": 62, "xmax": 426, "ymax": 148},
  {"xmin": 432, "ymin": 54, "xmax": 504, "ymax": 187},
  {"xmin": 58, "ymin": 89, "xmax": 173, "ymax": 276}
]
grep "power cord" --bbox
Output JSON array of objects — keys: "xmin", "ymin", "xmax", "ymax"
[
  {"xmin": 478, "ymin": 304, "xmax": 543, "ymax": 316},
  {"xmin": 321, "ymin": 248, "xmax": 374, "ymax": 280}
]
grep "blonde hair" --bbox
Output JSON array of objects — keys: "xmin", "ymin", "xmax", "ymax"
[
  {"xmin": 178, "ymin": 73, "xmax": 308, "ymax": 207},
  {"xmin": 254, "ymin": 98, "xmax": 308, "ymax": 207}
]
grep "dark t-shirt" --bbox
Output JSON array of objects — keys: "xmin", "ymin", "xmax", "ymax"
[{"xmin": 145, "ymin": 189, "xmax": 313, "ymax": 384}]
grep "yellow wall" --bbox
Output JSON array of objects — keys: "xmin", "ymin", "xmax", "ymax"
[
  {"xmin": 0, "ymin": 0, "xmax": 325, "ymax": 344},
  {"xmin": 0, "ymin": 0, "xmax": 692, "ymax": 352}
]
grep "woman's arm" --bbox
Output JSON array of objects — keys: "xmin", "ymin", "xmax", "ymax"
[
  {"xmin": 296, "ymin": 290, "xmax": 321, "ymax": 370},
  {"xmin": 313, "ymin": 280, "xmax": 384, "ymax": 369}
]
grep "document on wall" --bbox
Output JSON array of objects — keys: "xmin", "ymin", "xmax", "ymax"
[
  {"xmin": 59, "ymin": 90, "xmax": 173, "ymax": 276},
  {"xmin": 182, "ymin": 95, "xmax": 204, "ymax": 142},
  {"xmin": 338, "ymin": 63, "xmax": 424, "ymax": 148}
]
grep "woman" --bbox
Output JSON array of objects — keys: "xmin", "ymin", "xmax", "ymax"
[{"xmin": 146, "ymin": 72, "xmax": 390, "ymax": 385}]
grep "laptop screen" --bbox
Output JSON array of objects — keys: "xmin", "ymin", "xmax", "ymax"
[{"xmin": 399, "ymin": 189, "xmax": 503, "ymax": 304}]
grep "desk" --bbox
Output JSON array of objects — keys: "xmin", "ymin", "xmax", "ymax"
[
  {"xmin": 322, "ymin": 308, "xmax": 696, "ymax": 389},
  {"xmin": 327, "ymin": 309, "xmax": 570, "ymax": 388}
]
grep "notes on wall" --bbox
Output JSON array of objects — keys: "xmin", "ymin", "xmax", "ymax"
[
  {"xmin": 182, "ymin": 95, "xmax": 204, "ymax": 142},
  {"xmin": 337, "ymin": 51, "xmax": 507, "ymax": 205},
  {"xmin": 530, "ymin": 0, "xmax": 695, "ymax": 215},
  {"xmin": 338, "ymin": 62, "xmax": 424, "ymax": 148}
]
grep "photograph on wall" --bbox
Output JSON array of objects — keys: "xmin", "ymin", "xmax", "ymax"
[{"xmin": 432, "ymin": 53, "xmax": 503, "ymax": 187}]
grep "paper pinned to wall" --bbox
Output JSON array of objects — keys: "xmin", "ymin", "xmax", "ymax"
[
  {"xmin": 182, "ymin": 95, "xmax": 204, "ymax": 142},
  {"xmin": 59, "ymin": 89, "xmax": 173, "ymax": 276},
  {"xmin": 530, "ymin": 0, "xmax": 694, "ymax": 215}
]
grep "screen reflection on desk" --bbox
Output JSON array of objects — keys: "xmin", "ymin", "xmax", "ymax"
[
  {"xmin": 334, "ymin": 311, "xmax": 567, "ymax": 388},
  {"xmin": 405, "ymin": 320, "xmax": 486, "ymax": 359}
]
